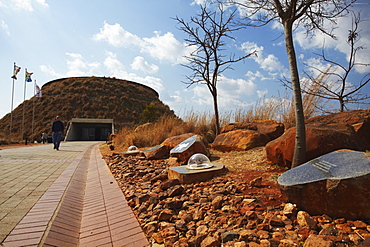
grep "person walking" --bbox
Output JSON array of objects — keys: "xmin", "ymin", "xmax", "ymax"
[
  {"xmin": 41, "ymin": 132, "xmax": 48, "ymax": 144},
  {"xmin": 51, "ymin": 115, "xmax": 64, "ymax": 150}
]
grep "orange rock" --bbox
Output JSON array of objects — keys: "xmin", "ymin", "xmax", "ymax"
[
  {"xmin": 220, "ymin": 120, "xmax": 284, "ymax": 141},
  {"xmin": 266, "ymin": 124, "xmax": 365, "ymax": 167},
  {"xmin": 213, "ymin": 129, "xmax": 270, "ymax": 152}
]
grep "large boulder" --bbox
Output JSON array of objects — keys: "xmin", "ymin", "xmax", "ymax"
[
  {"xmin": 306, "ymin": 110, "xmax": 370, "ymax": 150},
  {"xmin": 278, "ymin": 150, "xmax": 370, "ymax": 219},
  {"xmin": 161, "ymin": 133, "xmax": 199, "ymax": 149},
  {"xmin": 221, "ymin": 120, "xmax": 284, "ymax": 141},
  {"xmin": 266, "ymin": 124, "xmax": 365, "ymax": 168},
  {"xmin": 169, "ymin": 135, "xmax": 210, "ymax": 164},
  {"xmin": 143, "ymin": 145, "xmax": 170, "ymax": 160},
  {"xmin": 306, "ymin": 109, "xmax": 370, "ymax": 125},
  {"xmin": 352, "ymin": 118, "xmax": 370, "ymax": 150},
  {"xmin": 212, "ymin": 129, "xmax": 270, "ymax": 152}
]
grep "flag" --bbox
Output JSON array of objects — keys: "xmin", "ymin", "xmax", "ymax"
[
  {"xmin": 25, "ymin": 71, "xmax": 33, "ymax": 82},
  {"xmin": 36, "ymin": 84, "xmax": 42, "ymax": 97},
  {"xmin": 11, "ymin": 65, "xmax": 21, "ymax": 80}
]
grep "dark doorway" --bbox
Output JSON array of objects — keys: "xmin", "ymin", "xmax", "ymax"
[
  {"xmin": 65, "ymin": 118, "xmax": 114, "ymax": 141},
  {"xmin": 81, "ymin": 127, "xmax": 110, "ymax": 141}
]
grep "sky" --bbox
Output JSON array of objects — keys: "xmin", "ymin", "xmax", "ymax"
[{"xmin": 1, "ymin": 0, "xmax": 369, "ymax": 121}]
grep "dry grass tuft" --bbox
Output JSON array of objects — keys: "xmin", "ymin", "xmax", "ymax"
[
  {"xmin": 113, "ymin": 72, "xmax": 333, "ymax": 148},
  {"xmin": 114, "ymin": 114, "xmax": 189, "ymax": 149},
  {"xmin": 113, "ymin": 94, "xmax": 323, "ymax": 149},
  {"xmin": 282, "ymin": 74, "xmax": 328, "ymax": 129}
]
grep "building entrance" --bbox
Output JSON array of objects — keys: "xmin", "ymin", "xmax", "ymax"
[{"xmin": 65, "ymin": 118, "xmax": 114, "ymax": 141}]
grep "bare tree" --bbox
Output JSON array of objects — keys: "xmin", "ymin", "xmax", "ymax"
[
  {"xmin": 225, "ymin": 0, "xmax": 354, "ymax": 167},
  {"xmin": 303, "ymin": 11, "xmax": 370, "ymax": 112},
  {"xmin": 174, "ymin": 4, "xmax": 255, "ymax": 135}
]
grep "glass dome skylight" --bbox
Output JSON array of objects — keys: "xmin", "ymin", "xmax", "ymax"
[
  {"xmin": 187, "ymin": 153, "xmax": 213, "ymax": 170},
  {"xmin": 128, "ymin": 145, "xmax": 138, "ymax": 152}
]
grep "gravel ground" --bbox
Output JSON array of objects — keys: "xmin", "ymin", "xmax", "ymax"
[{"xmin": 102, "ymin": 145, "xmax": 370, "ymax": 247}]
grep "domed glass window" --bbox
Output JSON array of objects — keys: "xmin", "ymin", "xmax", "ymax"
[
  {"xmin": 128, "ymin": 145, "xmax": 138, "ymax": 152},
  {"xmin": 187, "ymin": 153, "xmax": 213, "ymax": 170}
]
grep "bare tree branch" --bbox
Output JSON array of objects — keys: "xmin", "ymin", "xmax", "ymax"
[
  {"xmin": 302, "ymin": 10, "xmax": 369, "ymax": 112},
  {"xmin": 222, "ymin": 0, "xmax": 355, "ymax": 167},
  {"xmin": 174, "ymin": 3, "xmax": 255, "ymax": 134}
]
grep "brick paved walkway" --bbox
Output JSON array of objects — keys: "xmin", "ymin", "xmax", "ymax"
[{"xmin": 0, "ymin": 142, "xmax": 149, "ymax": 246}]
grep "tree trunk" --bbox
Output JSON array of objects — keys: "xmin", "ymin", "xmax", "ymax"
[
  {"xmin": 212, "ymin": 91, "xmax": 220, "ymax": 135},
  {"xmin": 339, "ymin": 98, "xmax": 344, "ymax": 112},
  {"xmin": 283, "ymin": 21, "xmax": 306, "ymax": 168}
]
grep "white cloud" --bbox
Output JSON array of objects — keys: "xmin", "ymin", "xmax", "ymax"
[
  {"xmin": 40, "ymin": 51, "xmax": 165, "ymax": 94},
  {"xmin": 257, "ymin": 90, "xmax": 268, "ymax": 98},
  {"xmin": 260, "ymin": 54, "xmax": 285, "ymax": 72},
  {"xmin": 0, "ymin": 0, "xmax": 48, "ymax": 11},
  {"xmin": 272, "ymin": 41, "xmax": 284, "ymax": 47},
  {"xmin": 295, "ymin": 27, "xmax": 337, "ymax": 51},
  {"xmin": 159, "ymin": 89, "xmax": 192, "ymax": 115},
  {"xmin": 191, "ymin": 0, "xmax": 207, "ymax": 6},
  {"xmin": 92, "ymin": 23, "xmax": 193, "ymax": 65},
  {"xmin": 93, "ymin": 22, "xmax": 143, "ymax": 47},
  {"xmin": 40, "ymin": 64, "xmax": 62, "ymax": 78},
  {"xmin": 40, "ymin": 53, "xmax": 101, "ymax": 78},
  {"xmin": 303, "ymin": 57, "xmax": 358, "ymax": 97},
  {"xmin": 219, "ymin": 75, "xmax": 256, "ymax": 98},
  {"xmin": 295, "ymin": 9, "xmax": 370, "ymax": 74},
  {"xmin": 245, "ymin": 70, "xmax": 270, "ymax": 81},
  {"xmin": 190, "ymin": 74, "xmax": 258, "ymax": 109},
  {"xmin": 271, "ymin": 20, "xmax": 283, "ymax": 31},
  {"xmin": 35, "ymin": 0, "xmax": 48, "ymax": 7},
  {"xmin": 131, "ymin": 56, "xmax": 159, "ymax": 74},
  {"xmin": 65, "ymin": 53, "xmax": 101, "ymax": 76},
  {"xmin": 241, "ymin": 41, "xmax": 263, "ymax": 56},
  {"xmin": 103, "ymin": 51, "xmax": 125, "ymax": 73},
  {"xmin": 142, "ymin": 31, "xmax": 192, "ymax": 64},
  {"xmin": 11, "ymin": 0, "xmax": 33, "ymax": 11},
  {"xmin": 103, "ymin": 52, "xmax": 165, "ymax": 93},
  {"xmin": 233, "ymin": 0, "xmax": 270, "ymax": 20},
  {"xmin": 168, "ymin": 91, "xmax": 184, "ymax": 104},
  {"xmin": 304, "ymin": 57, "xmax": 332, "ymax": 78},
  {"xmin": 192, "ymin": 85, "xmax": 213, "ymax": 106},
  {"xmin": 241, "ymin": 41, "xmax": 288, "ymax": 77},
  {"xmin": 1, "ymin": 20, "xmax": 10, "ymax": 36}
]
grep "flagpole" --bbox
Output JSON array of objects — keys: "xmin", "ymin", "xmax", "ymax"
[
  {"xmin": 21, "ymin": 68, "xmax": 27, "ymax": 143},
  {"xmin": 10, "ymin": 62, "xmax": 16, "ymax": 142},
  {"xmin": 32, "ymin": 79, "xmax": 36, "ymax": 140}
]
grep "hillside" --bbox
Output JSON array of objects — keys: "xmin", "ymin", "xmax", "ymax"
[{"xmin": 0, "ymin": 76, "xmax": 176, "ymax": 143}]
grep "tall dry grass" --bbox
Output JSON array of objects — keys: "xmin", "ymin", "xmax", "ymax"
[
  {"xmin": 114, "ymin": 75, "xmax": 328, "ymax": 149},
  {"xmin": 114, "ymin": 114, "xmax": 202, "ymax": 148},
  {"xmin": 281, "ymin": 72, "xmax": 328, "ymax": 129}
]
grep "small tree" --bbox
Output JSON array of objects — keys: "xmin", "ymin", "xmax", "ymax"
[
  {"xmin": 174, "ymin": 3, "xmax": 255, "ymax": 135},
  {"xmin": 225, "ymin": 0, "xmax": 354, "ymax": 167},
  {"xmin": 303, "ymin": 11, "xmax": 370, "ymax": 112},
  {"xmin": 139, "ymin": 104, "xmax": 157, "ymax": 124}
]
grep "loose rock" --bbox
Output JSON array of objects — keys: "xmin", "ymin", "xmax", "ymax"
[{"xmin": 104, "ymin": 150, "xmax": 370, "ymax": 246}]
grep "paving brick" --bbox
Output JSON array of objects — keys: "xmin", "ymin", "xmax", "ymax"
[
  {"xmin": 2, "ymin": 231, "xmax": 43, "ymax": 242},
  {"xmin": 1, "ymin": 142, "xmax": 149, "ymax": 246},
  {"xmin": 49, "ymin": 224, "xmax": 80, "ymax": 239},
  {"xmin": 113, "ymin": 231, "xmax": 148, "ymax": 244},
  {"xmin": 15, "ymin": 220, "xmax": 49, "ymax": 230},
  {"xmin": 79, "ymin": 234, "xmax": 113, "ymax": 247},
  {"xmin": 43, "ymin": 235, "xmax": 77, "ymax": 247},
  {"xmin": 80, "ymin": 225, "xmax": 110, "ymax": 238},
  {"xmin": 9, "ymin": 225, "xmax": 46, "ymax": 235},
  {"xmin": 1, "ymin": 237, "xmax": 42, "ymax": 247}
]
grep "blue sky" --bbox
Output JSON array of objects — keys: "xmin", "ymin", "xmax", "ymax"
[{"xmin": 1, "ymin": 0, "xmax": 369, "ymax": 120}]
